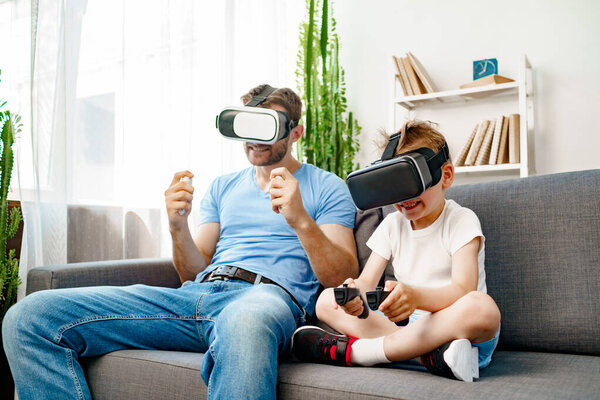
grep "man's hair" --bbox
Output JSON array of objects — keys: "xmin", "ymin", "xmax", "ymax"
[
  {"xmin": 378, "ymin": 119, "xmax": 451, "ymax": 162},
  {"xmin": 241, "ymin": 84, "xmax": 302, "ymax": 123}
]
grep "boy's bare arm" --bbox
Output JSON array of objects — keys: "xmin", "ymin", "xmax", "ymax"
[{"xmin": 379, "ymin": 237, "xmax": 481, "ymax": 322}]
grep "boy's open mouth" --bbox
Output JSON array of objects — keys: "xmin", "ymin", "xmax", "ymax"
[{"xmin": 401, "ymin": 200, "xmax": 421, "ymax": 210}]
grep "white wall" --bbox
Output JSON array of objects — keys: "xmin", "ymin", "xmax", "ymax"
[{"xmin": 334, "ymin": 0, "xmax": 600, "ymax": 179}]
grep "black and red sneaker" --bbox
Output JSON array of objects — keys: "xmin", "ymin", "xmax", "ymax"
[
  {"xmin": 291, "ymin": 326, "xmax": 357, "ymax": 366},
  {"xmin": 420, "ymin": 339, "xmax": 479, "ymax": 382}
]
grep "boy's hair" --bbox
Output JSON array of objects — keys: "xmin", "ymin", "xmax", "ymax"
[
  {"xmin": 240, "ymin": 84, "xmax": 302, "ymax": 123},
  {"xmin": 377, "ymin": 120, "xmax": 451, "ymax": 162}
]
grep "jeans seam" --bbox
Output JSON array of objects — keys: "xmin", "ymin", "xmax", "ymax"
[
  {"xmin": 53, "ymin": 314, "xmax": 197, "ymax": 344},
  {"xmin": 66, "ymin": 348, "xmax": 85, "ymax": 400}
]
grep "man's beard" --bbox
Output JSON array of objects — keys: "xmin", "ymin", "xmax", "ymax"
[{"xmin": 244, "ymin": 137, "xmax": 290, "ymax": 166}]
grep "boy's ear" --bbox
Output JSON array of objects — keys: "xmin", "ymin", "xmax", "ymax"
[{"xmin": 440, "ymin": 162, "xmax": 454, "ymax": 189}]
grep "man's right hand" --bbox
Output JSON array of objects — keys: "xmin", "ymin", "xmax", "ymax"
[{"xmin": 165, "ymin": 170, "xmax": 195, "ymax": 231}]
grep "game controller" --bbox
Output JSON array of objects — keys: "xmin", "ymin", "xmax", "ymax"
[
  {"xmin": 178, "ymin": 176, "xmax": 192, "ymax": 216},
  {"xmin": 366, "ymin": 287, "xmax": 409, "ymax": 326},
  {"xmin": 334, "ymin": 284, "xmax": 369, "ymax": 319}
]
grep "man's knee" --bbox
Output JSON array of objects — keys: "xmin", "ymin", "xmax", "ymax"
[{"xmin": 2, "ymin": 291, "xmax": 57, "ymax": 348}]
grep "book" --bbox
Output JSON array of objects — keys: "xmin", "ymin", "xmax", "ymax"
[
  {"xmin": 455, "ymin": 123, "xmax": 478, "ymax": 166},
  {"xmin": 459, "ymin": 74, "xmax": 515, "ymax": 89},
  {"xmin": 401, "ymin": 57, "xmax": 425, "ymax": 95},
  {"xmin": 407, "ymin": 52, "xmax": 436, "ymax": 93},
  {"xmin": 393, "ymin": 57, "xmax": 410, "ymax": 96},
  {"xmin": 394, "ymin": 56, "xmax": 414, "ymax": 96},
  {"xmin": 475, "ymin": 119, "xmax": 496, "ymax": 165},
  {"xmin": 464, "ymin": 120, "xmax": 489, "ymax": 166},
  {"xmin": 508, "ymin": 113, "xmax": 520, "ymax": 163},
  {"xmin": 488, "ymin": 115, "xmax": 505, "ymax": 164},
  {"xmin": 497, "ymin": 115, "xmax": 510, "ymax": 163}
]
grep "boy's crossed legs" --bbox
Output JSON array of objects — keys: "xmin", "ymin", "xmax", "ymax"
[{"xmin": 293, "ymin": 289, "xmax": 500, "ymax": 382}]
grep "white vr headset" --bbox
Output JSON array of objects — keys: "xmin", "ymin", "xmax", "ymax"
[{"xmin": 216, "ymin": 85, "xmax": 298, "ymax": 145}]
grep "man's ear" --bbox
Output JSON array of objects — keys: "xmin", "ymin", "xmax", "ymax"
[
  {"xmin": 441, "ymin": 162, "xmax": 454, "ymax": 189},
  {"xmin": 289, "ymin": 124, "xmax": 304, "ymax": 144}
]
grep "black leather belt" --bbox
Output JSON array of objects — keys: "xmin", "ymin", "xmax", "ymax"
[
  {"xmin": 202, "ymin": 265, "xmax": 275, "ymax": 285},
  {"xmin": 201, "ymin": 265, "xmax": 305, "ymax": 316}
]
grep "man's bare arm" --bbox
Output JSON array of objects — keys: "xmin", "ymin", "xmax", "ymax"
[
  {"xmin": 295, "ymin": 222, "xmax": 359, "ymax": 287},
  {"xmin": 269, "ymin": 167, "xmax": 358, "ymax": 287},
  {"xmin": 165, "ymin": 170, "xmax": 219, "ymax": 283}
]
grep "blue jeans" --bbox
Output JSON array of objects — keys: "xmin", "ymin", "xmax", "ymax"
[{"xmin": 2, "ymin": 279, "xmax": 304, "ymax": 400}]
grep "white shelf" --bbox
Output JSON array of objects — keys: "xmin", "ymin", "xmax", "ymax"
[
  {"xmin": 455, "ymin": 163, "xmax": 521, "ymax": 174},
  {"xmin": 395, "ymin": 82, "xmax": 520, "ymax": 110},
  {"xmin": 392, "ymin": 54, "xmax": 534, "ymax": 181}
]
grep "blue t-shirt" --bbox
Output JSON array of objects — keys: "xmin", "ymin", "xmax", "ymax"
[{"xmin": 197, "ymin": 164, "xmax": 356, "ymax": 314}]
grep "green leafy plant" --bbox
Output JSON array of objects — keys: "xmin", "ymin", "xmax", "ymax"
[
  {"xmin": 296, "ymin": 0, "xmax": 361, "ymax": 180},
  {"xmin": 0, "ymin": 68, "xmax": 22, "ymax": 322}
]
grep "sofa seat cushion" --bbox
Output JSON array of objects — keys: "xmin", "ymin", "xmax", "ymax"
[{"xmin": 84, "ymin": 350, "xmax": 600, "ymax": 399}]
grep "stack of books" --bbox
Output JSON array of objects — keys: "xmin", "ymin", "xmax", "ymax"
[
  {"xmin": 393, "ymin": 52, "xmax": 437, "ymax": 96},
  {"xmin": 455, "ymin": 114, "xmax": 521, "ymax": 167}
]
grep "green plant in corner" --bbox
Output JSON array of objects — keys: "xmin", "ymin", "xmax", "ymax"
[
  {"xmin": 0, "ymin": 68, "xmax": 22, "ymax": 322},
  {"xmin": 296, "ymin": 0, "xmax": 361, "ymax": 180}
]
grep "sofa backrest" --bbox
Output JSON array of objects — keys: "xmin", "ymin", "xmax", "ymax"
[{"xmin": 354, "ymin": 169, "xmax": 600, "ymax": 356}]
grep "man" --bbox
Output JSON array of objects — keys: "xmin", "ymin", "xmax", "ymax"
[{"xmin": 3, "ymin": 84, "xmax": 358, "ymax": 399}]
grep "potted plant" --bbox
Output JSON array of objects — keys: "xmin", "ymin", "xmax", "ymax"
[
  {"xmin": 0, "ymin": 67, "xmax": 23, "ymax": 399},
  {"xmin": 296, "ymin": 0, "xmax": 361, "ymax": 180}
]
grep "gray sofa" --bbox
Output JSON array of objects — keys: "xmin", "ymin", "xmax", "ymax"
[{"xmin": 25, "ymin": 170, "xmax": 600, "ymax": 399}]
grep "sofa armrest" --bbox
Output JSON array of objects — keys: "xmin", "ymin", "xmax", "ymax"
[{"xmin": 26, "ymin": 257, "xmax": 181, "ymax": 295}]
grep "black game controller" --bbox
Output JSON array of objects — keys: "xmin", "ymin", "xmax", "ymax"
[
  {"xmin": 334, "ymin": 284, "xmax": 369, "ymax": 319},
  {"xmin": 366, "ymin": 287, "xmax": 409, "ymax": 326}
]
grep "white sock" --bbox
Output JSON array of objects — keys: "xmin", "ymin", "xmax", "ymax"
[{"xmin": 349, "ymin": 337, "xmax": 390, "ymax": 366}]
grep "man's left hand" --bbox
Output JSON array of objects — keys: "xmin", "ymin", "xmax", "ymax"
[{"xmin": 269, "ymin": 167, "xmax": 309, "ymax": 229}]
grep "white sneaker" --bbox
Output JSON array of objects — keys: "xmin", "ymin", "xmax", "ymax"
[{"xmin": 421, "ymin": 339, "xmax": 479, "ymax": 382}]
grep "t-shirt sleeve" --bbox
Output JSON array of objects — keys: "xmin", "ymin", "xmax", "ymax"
[
  {"xmin": 366, "ymin": 215, "xmax": 392, "ymax": 260},
  {"xmin": 314, "ymin": 173, "xmax": 356, "ymax": 228},
  {"xmin": 448, "ymin": 208, "xmax": 484, "ymax": 255},
  {"xmin": 198, "ymin": 178, "xmax": 221, "ymax": 225}
]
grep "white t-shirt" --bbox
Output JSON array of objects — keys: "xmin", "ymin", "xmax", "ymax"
[{"xmin": 366, "ymin": 199, "xmax": 486, "ymax": 317}]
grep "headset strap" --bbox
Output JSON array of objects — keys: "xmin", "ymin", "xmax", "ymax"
[
  {"xmin": 246, "ymin": 85, "xmax": 278, "ymax": 107},
  {"xmin": 427, "ymin": 142, "xmax": 450, "ymax": 170},
  {"xmin": 381, "ymin": 132, "xmax": 401, "ymax": 161}
]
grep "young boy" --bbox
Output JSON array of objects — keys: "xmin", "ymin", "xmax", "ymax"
[{"xmin": 292, "ymin": 120, "xmax": 501, "ymax": 382}]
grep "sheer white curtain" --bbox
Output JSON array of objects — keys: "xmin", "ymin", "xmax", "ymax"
[{"xmin": 0, "ymin": 0, "xmax": 304, "ymax": 298}]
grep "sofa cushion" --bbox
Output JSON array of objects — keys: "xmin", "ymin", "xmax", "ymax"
[
  {"xmin": 446, "ymin": 170, "xmax": 600, "ymax": 355},
  {"xmin": 84, "ymin": 349, "xmax": 600, "ymax": 399}
]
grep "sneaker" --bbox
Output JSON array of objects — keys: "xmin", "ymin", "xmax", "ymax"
[
  {"xmin": 291, "ymin": 326, "xmax": 357, "ymax": 366},
  {"xmin": 421, "ymin": 339, "xmax": 479, "ymax": 382}
]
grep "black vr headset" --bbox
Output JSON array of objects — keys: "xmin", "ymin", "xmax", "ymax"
[
  {"xmin": 216, "ymin": 85, "xmax": 298, "ymax": 144},
  {"xmin": 346, "ymin": 131, "xmax": 450, "ymax": 211}
]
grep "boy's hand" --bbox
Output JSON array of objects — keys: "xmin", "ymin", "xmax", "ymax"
[
  {"xmin": 379, "ymin": 280, "xmax": 417, "ymax": 323},
  {"xmin": 332, "ymin": 278, "xmax": 365, "ymax": 317}
]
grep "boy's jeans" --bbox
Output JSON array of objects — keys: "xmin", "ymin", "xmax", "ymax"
[{"xmin": 2, "ymin": 279, "xmax": 304, "ymax": 400}]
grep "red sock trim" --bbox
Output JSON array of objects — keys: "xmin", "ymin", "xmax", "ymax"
[{"xmin": 345, "ymin": 337, "xmax": 358, "ymax": 366}]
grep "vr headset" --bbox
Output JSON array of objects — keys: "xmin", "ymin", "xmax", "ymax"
[
  {"xmin": 216, "ymin": 85, "xmax": 298, "ymax": 144},
  {"xmin": 346, "ymin": 132, "xmax": 450, "ymax": 210}
]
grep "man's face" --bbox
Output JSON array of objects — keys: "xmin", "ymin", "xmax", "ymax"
[
  {"xmin": 243, "ymin": 104, "xmax": 292, "ymax": 166},
  {"xmin": 243, "ymin": 136, "xmax": 290, "ymax": 166}
]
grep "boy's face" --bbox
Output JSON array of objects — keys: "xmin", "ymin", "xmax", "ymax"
[{"xmin": 392, "ymin": 144, "xmax": 454, "ymax": 230}]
